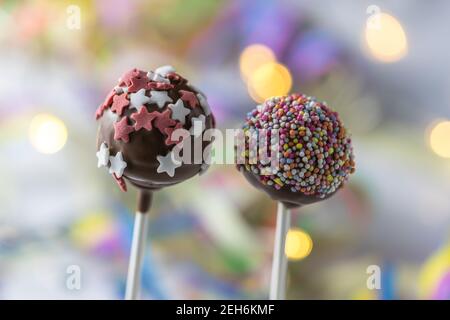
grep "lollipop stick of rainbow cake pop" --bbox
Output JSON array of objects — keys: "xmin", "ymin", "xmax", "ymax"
[
  {"xmin": 269, "ymin": 202, "xmax": 291, "ymax": 300},
  {"xmin": 125, "ymin": 190, "xmax": 152, "ymax": 300},
  {"xmin": 96, "ymin": 67, "xmax": 215, "ymax": 300},
  {"xmin": 237, "ymin": 94, "xmax": 355, "ymax": 300}
]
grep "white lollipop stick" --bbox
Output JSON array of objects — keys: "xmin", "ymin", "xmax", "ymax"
[
  {"xmin": 269, "ymin": 202, "xmax": 291, "ymax": 300},
  {"xmin": 125, "ymin": 191, "xmax": 152, "ymax": 300}
]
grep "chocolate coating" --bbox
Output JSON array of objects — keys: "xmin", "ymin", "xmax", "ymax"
[
  {"xmin": 96, "ymin": 68, "xmax": 214, "ymax": 190},
  {"xmin": 137, "ymin": 190, "xmax": 152, "ymax": 213},
  {"xmin": 240, "ymin": 168, "xmax": 337, "ymax": 209}
]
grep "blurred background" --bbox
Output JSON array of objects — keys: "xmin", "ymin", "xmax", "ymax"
[{"xmin": 0, "ymin": 0, "xmax": 449, "ymax": 299}]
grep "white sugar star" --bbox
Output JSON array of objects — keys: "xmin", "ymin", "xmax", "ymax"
[
  {"xmin": 156, "ymin": 151, "xmax": 181, "ymax": 177},
  {"xmin": 148, "ymin": 90, "xmax": 173, "ymax": 109},
  {"xmin": 154, "ymin": 73, "xmax": 170, "ymax": 83},
  {"xmin": 109, "ymin": 152, "xmax": 127, "ymax": 178},
  {"xmin": 147, "ymin": 71, "xmax": 170, "ymax": 84},
  {"xmin": 168, "ymin": 99, "xmax": 190, "ymax": 124},
  {"xmin": 114, "ymin": 86, "xmax": 128, "ymax": 94},
  {"xmin": 129, "ymin": 88, "xmax": 150, "ymax": 110},
  {"xmin": 190, "ymin": 114, "xmax": 206, "ymax": 137},
  {"xmin": 96, "ymin": 142, "xmax": 110, "ymax": 168},
  {"xmin": 197, "ymin": 93, "xmax": 211, "ymax": 116},
  {"xmin": 155, "ymin": 65, "xmax": 175, "ymax": 76}
]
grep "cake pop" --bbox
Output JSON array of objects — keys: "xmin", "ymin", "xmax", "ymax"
[
  {"xmin": 236, "ymin": 93, "xmax": 355, "ymax": 299},
  {"xmin": 95, "ymin": 66, "xmax": 214, "ymax": 299},
  {"xmin": 96, "ymin": 66, "xmax": 214, "ymax": 192}
]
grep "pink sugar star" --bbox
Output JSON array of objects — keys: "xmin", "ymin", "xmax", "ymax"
[
  {"xmin": 153, "ymin": 109, "xmax": 177, "ymax": 135},
  {"xmin": 95, "ymin": 89, "xmax": 116, "ymax": 119},
  {"xmin": 113, "ymin": 173, "xmax": 127, "ymax": 192},
  {"xmin": 110, "ymin": 93, "xmax": 130, "ymax": 116},
  {"xmin": 118, "ymin": 68, "xmax": 146, "ymax": 86},
  {"xmin": 130, "ymin": 107, "xmax": 158, "ymax": 131},
  {"xmin": 167, "ymin": 72, "xmax": 186, "ymax": 84},
  {"xmin": 95, "ymin": 104, "xmax": 108, "ymax": 120},
  {"xmin": 147, "ymin": 81, "xmax": 174, "ymax": 90},
  {"xmin": 103, "ymin": 89, "xmax": 116, "ymax": 107},
  {"xmin": 113, "ymin": 117, "xmax": 135, "ymax": 143},
  {"xmin": 179, "ymin": 90, "xmax": 199, "ymax": 108},
  {"xmin": 164, "ymin": 123, "xmax": 184, "ymax": 146},
  {"xmin": 128, "ymin": 76, "xmax": 150, "ymax": 93}
]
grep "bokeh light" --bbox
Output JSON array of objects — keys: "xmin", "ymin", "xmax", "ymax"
[
  {"xmin": 29, "ymin": 113, "xmax": 68, "ymax": 154},
  {"xmin": 71, "ymin": 212, "xmax": 116, "ymax": 250},
  {"xmin": 419, "ymin": 244, "xmax": 450, "ymax": 299},
  {"xmin": 285, "ymin": 228, "xmax": 313, "ymax": 260},
  {"xmin": 239, "ymin": 44, "xmax": 276, "ymax": 82},
  {"xmin": 364, "ymin": 13, "xmax": 408, "ymax": 62},
  {"xmin": 429, "ymin": 121, "xmax": 450, "ymax": 158},
  {"xmin": 247, "ymin": 62, "xmax": 292, "ymax": 103}
]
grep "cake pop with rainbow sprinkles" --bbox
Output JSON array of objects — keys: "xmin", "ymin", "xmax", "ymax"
[
  {"xmin": 237, "ymin": 93, "xmax": 355, "ymax": 300},
  {"xmin": 237, "ymin": 93, "xmax": 355, "ymax": 208}
]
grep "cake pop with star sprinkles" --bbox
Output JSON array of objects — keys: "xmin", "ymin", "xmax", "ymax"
[
  {"xmin": 95, "ymin": 66, "xmax": 214, "ymax": 300},
  {"xmin": 95, "ymin": 66, "xmax": 215, "ymax": 192},
  {"xmin": 237, "ymin": 93, "xmax": 355, "ymax": 208}
]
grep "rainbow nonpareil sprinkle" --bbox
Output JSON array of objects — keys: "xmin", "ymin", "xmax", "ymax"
[{"xmin": 238, "ymin": 94, "xmax": 355, "ymax": 198}]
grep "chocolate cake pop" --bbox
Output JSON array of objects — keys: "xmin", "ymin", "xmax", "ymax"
[
  {"xmin": 237, "ymin": 93, "xmax": 355, "ymax": 208},
  {"xmin": 95, "ymin": 66, "xmax": 215, "ymax": 191},
  {"xmin": 237, "ymin": 93, "xmax": 355, "ymax": 300},
  {"xmin": 95, "ymin": 66, "xmax": 214, "ymax": 300}
]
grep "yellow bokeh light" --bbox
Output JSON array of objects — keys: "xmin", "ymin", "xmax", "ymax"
[
  {"xmin": 285, "ymin": 228, "xmax": 313, "ymax": 261},
  {"xmin": 418, "ymin": 244, "xmax": 450, "ymax": 298},
  {"xmin": 364, "ymin": 13, "xmax": 408, "ymax": 62},
  {"xmin": 239, "ymin": 44, "xmax": 276, "ymax": 82},
  {"xmin": 247, "ymin": 62, "xmax": 292, "ymax": 103},
  {"xmin": 29, "ymin": 113, "xmax": 68, "ymax": 154},
  {"xmin": 71, "ymin": 212, "xmax": 115, "ymax": 248},
  {"xmin": 429, "ymin": 121, "xmax": 450, "ymax": 158},
  {"xmin": 352, "ymin": 289, "xmax": 377, "ymax": 300}
]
